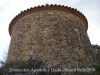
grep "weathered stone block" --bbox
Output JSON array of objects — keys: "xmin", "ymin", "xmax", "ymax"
[{"xmin": 8, "ymin": 5, "xmax": 95, "ymax": 69}]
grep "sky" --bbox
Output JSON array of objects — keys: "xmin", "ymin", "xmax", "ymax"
[{"xmin": 0, "ymin": 0, "xmax": 100, "ymax": 61}]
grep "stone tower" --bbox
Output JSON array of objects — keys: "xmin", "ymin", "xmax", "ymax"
[{"xmin": 8, "ymin": 4, "xmax": 95, "ymax": 68}]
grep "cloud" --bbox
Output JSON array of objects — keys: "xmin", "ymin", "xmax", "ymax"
[
  {"xmin": 88, "ymin": 25, "xmax": 100, "ymax": 45},
  {"xmin": 69, "ymin": 0, "xmax": 79, "ymax": 6}
]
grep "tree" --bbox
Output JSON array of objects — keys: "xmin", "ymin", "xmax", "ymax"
[{"xmin": 92, "ymin": 44, "xmax": 100, "ymax": 61}]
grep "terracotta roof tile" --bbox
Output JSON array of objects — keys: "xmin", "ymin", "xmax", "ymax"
[{"xmin": 9, "ymin": 4, "xmax": 88, "ymax": 36}]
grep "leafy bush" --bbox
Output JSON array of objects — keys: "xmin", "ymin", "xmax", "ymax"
[{"xmin": 0, "ymin": 44, "xmax": 100, "ymax": 75}]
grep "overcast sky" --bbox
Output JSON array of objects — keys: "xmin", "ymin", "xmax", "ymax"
[{"xmin": 0, "ymin": 0, "xmax": 100, "ymax": 61}]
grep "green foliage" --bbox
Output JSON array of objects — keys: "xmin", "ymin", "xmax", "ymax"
[
  {"xmin": 79, "ymin": 44, "xmax": 100, "ymax": 75},
  {"xmin": 92, "ymin": 44, "xmax": 100, "ymax": 61},
  {"xmin": 92, "ymin": 44, "xmax": 100, "ymax": 49},
  {"xmin": 0, "ymin": 56, "xmax": 44, "ymax": 75},
  {"xmin": 0, "ymin": 56, "xmax": 61, "ymax": 75},
  {"xmin": 0, "ymin": 44, "xmax": 100, "ymax": 75}
]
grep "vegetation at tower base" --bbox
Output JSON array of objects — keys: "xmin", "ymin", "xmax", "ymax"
[
  {"xmin": 92, "ymin": 44, "xmax": 100, "ymax": 61},
  {"xmin": 0, "ymin": 44, "xmax": 100, "ymax": 75},
  {"xmin": 0, "ymin": 56, "xmax": 61, "ymax": 75}
]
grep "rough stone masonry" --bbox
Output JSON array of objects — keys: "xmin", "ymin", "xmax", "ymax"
[{"xmin": 8, "ymin": 4, "xmax": 95, "ymax": 68}]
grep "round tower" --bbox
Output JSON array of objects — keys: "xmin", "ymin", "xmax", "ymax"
[{"xmin": 8, "ymin": 4, "xmax": 95, "ymax": 68}]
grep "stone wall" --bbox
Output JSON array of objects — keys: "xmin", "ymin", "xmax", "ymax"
[{"xmin": 8, "ymin": 10, "xmax": 94, "ymax": 68}]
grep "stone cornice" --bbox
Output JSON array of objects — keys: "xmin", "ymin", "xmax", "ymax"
[{"xmin": 9, "ymin": 4, "xmax": 88, "ymax": 36}]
